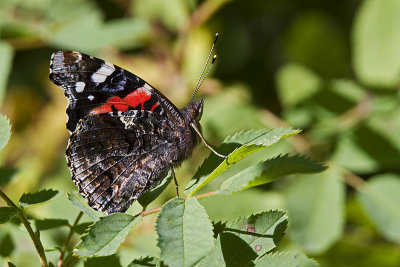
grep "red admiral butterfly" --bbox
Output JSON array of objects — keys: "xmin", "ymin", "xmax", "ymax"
[{"xmin": 49, "ymin": 35, "xmax": 224, "ymax": 214}]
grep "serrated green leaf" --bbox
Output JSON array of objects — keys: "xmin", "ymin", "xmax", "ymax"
[
  {"xmin": 0, "ymin": 114, "xmax": 11, "ymax": 151},
  {"xmin": 358, "ymin": 174, "xmax": 400, "ymax": 242},
  {"xmin": 195, "ymin": 233, "xmax": 257, "ymax": 267},
  {"xmin": 75, "ymin": 214, "xmax": 141, "ymax": 257},
  {"xmin": 19, "ymin": 189, "xmax": 60, "ymax": 208},
  {"xmin": 0, "ymin": 42, "xmax": 14, "ymax": 105},
  {"xmin": 254, "ymin": 251, "xmax": 319, "ymax": 267},
  {"xmin": 75, "ymin": 222, "xmax": 93, "ymax": 235},
  {"xmin": 277, "ymin": 63, "xmax": 322, "ymax": 107},
  {"xmin": 34, "ymin": 219, "xmax": 69, "ymax": 231},
  {"xmin": 156, "ymin": 198, "xmax": 214, "ymax": 267},
  {"xmin": 185, "ymin": 128, "xmax": 300, "ymax": 196},
  {"xmin": 0, "ymin": 207, "xmax": 18, "ymax": 224},
  {"xmin": 138, "ymin": 175, "xmax": 172, "ymax": 208},
  {"xmin": 353, "ymin": 0, "xmax": 400, "ymax": 87},
  {"xmin": 226, "ymin": 210, "xmax": 287, "ymax": 255},
  {"xmin": 287, "ymin": 168, "xmax": 345, "ymax": 253},
  {"xmin": 84, "ymin": 254, "xmax": 122, "ymax": 267},
  {"xmin": 68, "ymin": 192, "xmax": 103, "ymax": 221},
  {"xmin": 0, "ymin": 232, "xmax": 15, "ymax": 257},
  {"xmin": 0, "ymin": 167, "xmax": 17, "ymax": 187},
  {"xmin": 127, "ymin": 256, "xmax": 166, "ymax": 267},
  {"xmin": 218, "ymin": 155, "xmax": 326, "ymax": 195}
]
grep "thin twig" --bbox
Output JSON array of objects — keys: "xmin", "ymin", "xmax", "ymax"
[
  {"xmin": 57, "ymin": 211, "xmax": 83, "ymax": 267},
  {"xmin": 0, "ymin": 189, "xmax": 48, "ymax": 267}
]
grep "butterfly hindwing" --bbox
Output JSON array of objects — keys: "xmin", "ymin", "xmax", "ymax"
[
  {"xmin": 67, "ymin": 110, "xmax": 178, "ymax": 214},
  {"xmin": 49, "ymin": 51, "xmax": 170, "ymax": 133}
]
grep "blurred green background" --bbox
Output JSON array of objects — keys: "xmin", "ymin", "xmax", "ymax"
[{"xmin": 1, "ymin": 0, "xmax": 400, "ymax": 266}]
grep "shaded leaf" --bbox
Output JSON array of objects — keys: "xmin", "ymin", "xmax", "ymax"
[
  {"xmin": 35, "ymin": 218, "xmax": 69, "ymax": 231},
  {"xmin": 225, "ymin": 210, "xmax": 288, "ymax": 255},
  {"xmin": 287, "ymin": 168, "xmax": 345, "ymax": 253},
  {"xmin": 138, "ymin": 175, "xmax": 172, "ymax": 208},
  {"xmin": 277, "ymin": 63, "xmax": 322, "ymax": 107},
  {"xmin": 0, "ymin": 114, "xmax": 11, "ymax": 151},
  {"xmin": 68, "ymin": 191, "xmax": 103, "ymax": 221},
  {"xmin": 185, "ymin": 128, "xmax": 301, "ymax": 196},
  {"xmin": 75, "ymin": 222, "xmax": 93, "ymax": 235},
  {"xmin": 75, "ymin": 214, "xmax": 141, "ymax": 257},
  {"xmin": 218, "ymin": 155, "xmax": 326, "ymax": 195},
  {"xmin": 353, "ymin": 0, "xmax": 400, "ymax": 87},
  {"xmin": 195, "ymin": 233, "xmax": 257, "ymax": 267},
  {"xmin": 254, "ymin": 251, "xmax": 319, "ymax": 267},
  {"xmin": 0, "ymin": 207, "xmax": 19, "ymax": 224},
  {"xmin": 7, "ymin": 262, "xmax": 16, "ymax": 267},
  {"xmin": 19, "ymin": 189, "xmax": 60, "ymax": 207},
  {"xmin": 358, "ymin": 174, "xmax": 400, "ymax": 242},
  {"xmin": 0, "ymin": 167, "xmax": 17, "ymax": 187},
  {"xmin": 84, "ymin": 254, "xmax": 122, "ymax": 267},
  {"xmin": 128, "ymin": 256, "xmax": 166, "ymax": 267},
  {"xmin": 0, "ymin": 232, "xmax": 15, "ymax": 257},
  {"xmin": 0, "ymin": 42, "xmax": 14, "ymax": 105},
  {"xmin": 156, "ymin": 198, "xmax": 214, "ymax": 267}
]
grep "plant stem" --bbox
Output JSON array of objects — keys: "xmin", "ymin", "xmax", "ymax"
[
  {"xmin": 58, "ymin": 211, "xmax": 83, "ymax": 267},
  {"xmin": 0, "ymin": 189, "xmax": 48, "ymax": 267}
]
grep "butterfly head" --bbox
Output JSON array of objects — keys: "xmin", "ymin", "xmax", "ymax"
[{"xmin": 182, "ymin": 98, "xmax": 204, "ymax": 124}]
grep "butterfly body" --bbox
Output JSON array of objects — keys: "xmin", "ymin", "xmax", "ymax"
[{"xmin": 50, "ymin": 51, "xmax": 203, "ymax": 214}]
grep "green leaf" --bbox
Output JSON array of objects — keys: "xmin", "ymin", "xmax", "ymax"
[
  {"xmin": 138, "ymin": 175, "xmax": 172, "ymax": 208},
  {"xmin": 254, "ymin": 251, "xmax": 319, "ymax": 267},
  {"xmin": 84, "ymin": 255, "xmax": 122, "ymax": 267},
  {"xmin": 276, "ymin": 63, "xmax": 322, "ymax": 107},
  {"xmin": 75, "ymin": 222, "xmax": 93, "ymax": 235},
  {"xmin": 7, "ymin": 262, "xmax": 16, "ymax": 267},
  {"xmin": 19, "ymin": 189, "xmax": 60, "ymax": 207},
  {"xmin": 0, "ymin": 232, "xmax": 15, "ymax": 257},
  {"xmin": 358, "ymin": 174, "xmax": 400, "ymax": 242},
  {"xmin": 75, "ymin": 213, "xmax": 141, "ymax": 257},
  {"xmin": 0, "ymin": 167, "xmax": 17, "ymax": 187},
  {"xmin": 0, "ymin": 42, "xmax": 14, "ymax": 105},
  {"xmin": 68, "ymin": 192, "xmax": 103, "ymax": 221},
  {"xmin": 127, "ymin": 256, "xmax": 166, "ymax": 267},
  {"xmin": 185, "ymin": 128, "xmax": 301, "ymax": 196},
  {"xmin": 156, "ymin": 198, "xmax": 214, "ymax": 267},
  {"xmin": 353, "ymin": 0, "xmax": 400, "ymax": 88},
  {"xmin": 0, "ymin": 114, "xmax": 11, "ymax": 151},
  {"xmin": 0, "ymin": 207, "xmax": 19, "ymax": 224},
  {"xmin": 225, "ymin": 211, "xmax": 288, "ymax": 255},
  {"xmin": 218, "ymin": 155, "xmax": 326, "ymax": 195},
  {"xmin": 34, "ymin": 219, "xmax": 69, "ymax": 231},
  {"xmin": 195, "ymin": 233, "xmax": 257, "ymax": 267},
  {"xmin": 287, "ymin": 168, "xmax": 345, "ymax": 253}
]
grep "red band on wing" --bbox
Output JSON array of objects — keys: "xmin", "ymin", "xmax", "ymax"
[{"xmin": 90, "ymin": 88, "xmax": 153, "ymax": 115}]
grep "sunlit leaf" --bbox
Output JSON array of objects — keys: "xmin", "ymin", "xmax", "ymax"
[
  {"xmin": 68, "ymin": 192, "xmax": 103, "ymax": 221},
  {"xmin": 156, "ymin": 198, "xmax": 214, "ymax": 267},
  {"xmin": 218, "ymin": 155, "xmax": 326, "ymax": 195},
  {"xmin": 84, "ymin": 254, "xmax": 122, "ymax": 267},
  {"xmin": 0, "ymin": 42, "xmax": 14, "ymax": 105},
  {"xmin": 254, "ymin": 251, "xmax": 319, "ymax": 267},
  {"xmin": 0, "ymin": 114, "xmax": 11, "ymax": 151},
  {"xmin": 19, "ymin": 189, "xmax": 60, "ymax": 208},
  {"xmin": 185, "ymin": 128, "xmax": 301, "ymax": 196},
  {"xmin": 353, "ymin": 0, "xmax": 400, "ymax": 87},
  {"xmin": 287, "ymin": 168, "xmax": 345, "ymax": 253},
  {"xmin": 358, "ymin": 174, "xmax": 400, "ymax": 243},
  {"xmin": 75, "ymin": 214, "xmax": 141, "ymax": 257},
  {"xmin": 226, "ymin": 210, "xmax": 287, "ymax": 255}
]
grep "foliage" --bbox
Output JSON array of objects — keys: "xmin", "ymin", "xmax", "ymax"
[{"xmin": 1, "ymin": 0, "xmax": 400, "ymax": 266}]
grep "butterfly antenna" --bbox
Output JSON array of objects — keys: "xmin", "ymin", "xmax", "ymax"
[{"xmin": 191, "ymin": 33, "xmax": 219, "ymax": 103}]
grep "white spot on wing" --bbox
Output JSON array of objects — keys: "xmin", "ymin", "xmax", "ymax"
[
  {"xmin": 91, "ymin": 62, "xmax": 115, "ymax": 83},
  {"xmin": 75, "ymin": 81, "xmax": 86, "ymax": 93},
  {"xmin": 88, "ymin": 95, "xmax": 94, "ymax": 101}
]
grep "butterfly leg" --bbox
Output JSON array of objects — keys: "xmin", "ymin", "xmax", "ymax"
[{"xmin": 170, "ymin": 166, "xmax": 179, "ymax": 198}]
